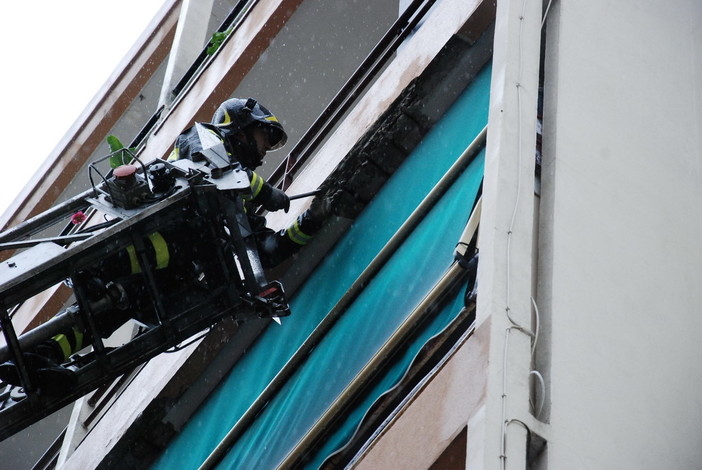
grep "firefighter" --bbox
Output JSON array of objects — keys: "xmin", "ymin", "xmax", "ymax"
[
  {"xmin": 170, "ymin": 97, "xmax": 336, "ymax": 267},
  {"xmin": 0, "ymin": 98, "xmax": 352, "ymax": 392}
]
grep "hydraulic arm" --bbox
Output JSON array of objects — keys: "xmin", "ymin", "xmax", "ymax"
[{"xmin": 0, "ymin": 154, "xmax": 290, "ymax": 440}]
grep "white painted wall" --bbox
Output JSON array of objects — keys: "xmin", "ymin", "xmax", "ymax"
[{"xmin": 539, "ymin": 1, "xmax": 702, "ymax": 468}]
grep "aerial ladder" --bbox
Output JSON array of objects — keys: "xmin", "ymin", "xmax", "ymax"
[{"xmin": 0, "ymin": 143, "xmax": 290, "ymax": 440}]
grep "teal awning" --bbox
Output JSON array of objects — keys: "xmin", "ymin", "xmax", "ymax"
[{"xmin": 152, "ymin": 63, "xmax": 491, "ymax": 470}]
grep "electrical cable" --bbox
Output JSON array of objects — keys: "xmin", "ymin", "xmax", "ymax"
[
  {"xmin": 504, "ymin": 0, "xmax": 535, "ymax": 336},
  {"xmin": 541, "ymin": 0, "xmax": 555, "ymax": 28},
  {"xmin": 528, "ymin": 296, "xmax": 545, "ymax": 417},
  {"xmin": 529, "ymin": 369, "xmax": 545, "ymax": 417},
  {"xmin": 500, "ymin": 0, "xmax": 556, "ymax": 467},
  {"xmin": 530, "ymin": 295, "xmax": 540, "ymax": 355}
]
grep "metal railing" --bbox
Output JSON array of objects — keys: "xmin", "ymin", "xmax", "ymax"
[{"xmin": 269, "ymin": 0, "xmax": 439, "ymax": 189}]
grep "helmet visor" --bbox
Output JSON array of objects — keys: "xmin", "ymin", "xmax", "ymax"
[{"xmin": 263, "ymin": 125, "xmax": 286, "ymax": 151}]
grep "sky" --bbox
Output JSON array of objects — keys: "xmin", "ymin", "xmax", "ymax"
[{"xmin": 0, "ymin": 0, "xmax": 167, "ymax": 217}]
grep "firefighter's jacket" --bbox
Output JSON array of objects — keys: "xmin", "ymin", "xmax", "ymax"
[
  {"xmin": 28, "ymin": 123, "xmax": 322, "ymax": 363},
  {"xmin": 168, "ymin": 123, "xmax": 287, "ymax": 220},
  {"xmin": 168, "ymin": 123, "xmax": 318, "ymax": 267}
]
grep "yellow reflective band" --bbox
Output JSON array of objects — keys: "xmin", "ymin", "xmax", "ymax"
[
  {"xmin": 126, "ymin": 232, "xmax": 170, "ymax": 273},
  {"xmin": 167, "ymin": 147, "xmax": 180, "ymax": 161},
  {"xmin": 148, "ymin": 232, "xmax": 170, "ymax": 269},
  {"xmin": 250, "ymin": 172, "xmax": 264, "ymax": 198},
  {"xmin": 265, "ymin": 115, "xmax": 279, "ymax": 123},
  {"xmin": 222, "ymin": 109, "xmax": 232, "ymax": 125},
  {"xmin": 73, "ymin": 328, "xmax": 84, "ymax": 352},
  {"xmin": 127, "ymin": 245, "xmax": 141, "ymax": 274},
  {"xmin": 52, "ymin": 334, "xmax": 72, "ymax": 361},
  {"xmin": 286, "ymin": 220, "xmax": 313, "ymax": 246}
]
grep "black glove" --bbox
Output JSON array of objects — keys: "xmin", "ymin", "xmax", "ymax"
[
  {"xmin": 326, "ymin": 189, "xmax": 362, "ymax": 219},
  {"xmin": 307, "ymin": 195, "xmax": 332, "ymax": 222},
  {"xmin": 266, "ymin": 187, "xmax": 290, "ymax": 213}
]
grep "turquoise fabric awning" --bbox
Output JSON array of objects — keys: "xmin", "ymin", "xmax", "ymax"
[{"xmin": 152, "ymin": 63, "xmax": 491, "ymax": 470}]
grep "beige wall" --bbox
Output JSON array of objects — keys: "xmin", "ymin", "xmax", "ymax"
[{"xmin": 539, "ymin": 0, "xmax": 702, "ymax": 468}]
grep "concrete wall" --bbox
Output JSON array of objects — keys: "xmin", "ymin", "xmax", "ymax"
[{"xmin": 539, "ymin": 0, "xmax": 702, "ymax": 468}]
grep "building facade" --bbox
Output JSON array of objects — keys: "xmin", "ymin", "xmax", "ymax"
[{"xmin": 1, "ymin": 1, "xmax": 701, "ymax": 469}]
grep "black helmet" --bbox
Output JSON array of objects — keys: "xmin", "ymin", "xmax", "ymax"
[{"xmin": 212, "ymin": 97, "xmax": 287, "ymax": 150}]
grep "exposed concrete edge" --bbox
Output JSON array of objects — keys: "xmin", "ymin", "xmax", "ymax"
[
  {"xmin": 266, "ymin": 0, "xmax": 491, "ymax": 233},
  {"xmin": 280, "ymin": 20, "xmax": 495, "ymax": 296}
]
